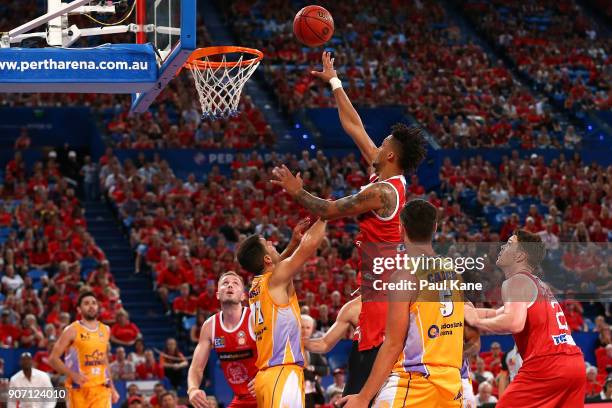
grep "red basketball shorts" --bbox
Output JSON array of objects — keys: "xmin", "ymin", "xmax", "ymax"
[{"xmin": 496, "ymin": 353, "xmax": 586, "ymax": 408}]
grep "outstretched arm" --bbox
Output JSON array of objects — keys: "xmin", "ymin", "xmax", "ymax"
[
  {"xmin": 271, "ymin": 165, "xmax": 397, "ymax": 220},
  {"xmin": 312, "ymin": 52, "xmax": 377, "ymax": 164},
  {"xmin": 270, "ymin": 219, "xmax": 326, "ymax": 287},
  {"xmin": 280, "ymin": 218, "xmax": 310, "ymax": 260},
  {"xmin": 465, "ymin": 275, "xmax": 536, "ymax": 334},
  {"xmin": 305, "ymin": 296, "xmax": 361, "ymax": 353}
]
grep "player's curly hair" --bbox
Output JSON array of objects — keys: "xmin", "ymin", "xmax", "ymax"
[
  {"xmin": 515, "ymin": 229, "xmax": 546, "ymax": 270},
  {"xmin": 390, "ymin": 123, "xmax": 427, "ymax": 172}
]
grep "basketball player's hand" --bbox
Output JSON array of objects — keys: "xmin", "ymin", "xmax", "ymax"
[
  {"xmin": 189, "ymin": 389, "xmax": 211, "ymax": 408},
  {"xmin": 271, "ymin": 165, "xmax": 303, "ymax": 196},
  {"xmin": 291, "ymin": 217, "xmax": 311, "ymax": 243},
  {"xmin": 311, "ymin": 51, "xmax": 337, "ymax": 82},
  {"xmin": 69, "ymin": 371, "xmax": 88, "ymax": 386},
  {"xmin": 111, "ymin": 387, "xmax": 120, "ymax": 404},
  {"xmin": 339, "ymin": 393, "xmax": 368, "ymax": 408},
  {"xmin": 248, "ymin": 378, "xmax": 256, "ymax": 397}
]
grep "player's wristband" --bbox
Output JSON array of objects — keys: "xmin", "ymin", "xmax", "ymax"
[
  {"xmin": 187, "ymin": 387, "xmax": 199, "ymax": 396},
  {"xmin": 329, "ymin": 77, "xmax": 342, "ymax": 91}
]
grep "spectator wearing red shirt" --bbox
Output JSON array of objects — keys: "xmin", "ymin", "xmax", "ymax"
[
  {"xmin": 52, "ymin": 240, "xmax": 81, "ymax": 267},
  {"xmin": 408, "ymin": 175, "xmax": 425, "ymax": 197},
  {"xmin": 564, "ymin": 303, "xmax": 586, "ymax": 332},
  {"xmin": 156, "ymin": 257, "xmax": 184, "ymax": 311},
  {"xmin": 197, "ymin": 281, "xmax": 219, "ymax": 314},
  {"xmin": 29, "ymin": 240, "xmax": 51, "ymax": 270},
  {"xmin": 585, "ymin": 366, "xmax": 602, "ymax": 400},
  {"xmin": 483, "ymin": 342, "xmax": 503, "ymax": 376},
  {"xmin": 596, "ymin": 344, "xmax": 612, "ymax": 374},
  {"xmin": 20, "ymin": 314, "xmax": 44, "ymax": 348},
  {"xmin": 589, "ymin": 221, "xmax": 607, "ymax": 242},
  {"xmin": 136, "ymin": 349, "xmax": 164, "ymax": 380},
  {"xmin": 500, "ymin": 213, "xmax": 520, "ymax": 241},
  {"xmin": 0, "ymin": 310, "xmax": 21, "ymax": 347},
  {"xmin": 33, "ymin": 339, "xmax": 57, "ymax": 378},
  {"xmin": 111, "ymin": 310, "xmax": 141, "ymax": 346},
  {"xmin": 172, "ymin": 284, "xmax": 198, "ymax": 316},
  {"xmin": 0, "ymin": 206, "xmax": 12, "ymax": 227}
]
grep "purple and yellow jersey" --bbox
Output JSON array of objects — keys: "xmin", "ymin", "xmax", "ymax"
[
  {"xmin": 460, "ymin": 358, "xmax": 470, "ymax": 380},
  {"xmin": 393, "ymin": 265, "xmax": 464, "ymax": 376},
  {"xmin": 248, "ymin": 273, "xmax": 304, "ymax": 370},
  {"xmin": 64, "ymin": 321, "xmax": 110, "ymax": 389}
]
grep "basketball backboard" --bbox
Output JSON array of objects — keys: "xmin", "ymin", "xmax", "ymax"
[
  {"xmin": 132, "ymin": 0, "xmax": 196, "ymax": 112},
  {"xmin": 0, "ymin": 0, "xmax": 196, "ymax": 113}
]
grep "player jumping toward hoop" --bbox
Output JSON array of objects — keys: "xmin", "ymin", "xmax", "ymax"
[
  {"xmin": 272, "ymin": 51, "xmax": 427, "ymax": 397},
  {"xmin": 187, "ymin": 271, "xmax": 258, "ymax": 408},
  {"xmin": 464, "ymin": 230, "xmax": 585, "ymax": 408},
  {"xmin": 237, "ymin": 218, "xmax": 327, "ymax": 408}
]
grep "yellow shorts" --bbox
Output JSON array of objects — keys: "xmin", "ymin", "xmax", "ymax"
[
  {"xmin": 373, "ymin": 367, "xmax": 462, "ymax": 408},
  {"xmin": 67, "ymin": 385, "xmax": 111, "ymax": 408},
  {"xmin": 254, "ymin": 365, "xmax": 304, "ymax": 408}
]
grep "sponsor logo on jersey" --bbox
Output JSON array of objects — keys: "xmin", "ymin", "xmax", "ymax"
[
  {"xmin": 552, "ymin": 333, "xmax": 576, "ymax": 346},
  {"xmin": 214, "ymin": 337, "xmax": 225, "ymax": 348},
  {"xmin": 84, "ymin": 349, "xmax": 104, "ymax": 366},
  {"xmin": 428, "ymin": 321, "xmax": 463, "ymax": 339},
  {"xmin": 237, "ymin": 330, "xmax": 246, "ymax": 346},
  {"xmin": 249, "ymin": 286, "xmax": 260, "ymax": 298},
  {"xmin": 226, "ymin": 362, "xmax": 249, "ymax": 385},
  {"xmin": 218, "ymin": 350, "xmax": 255, "ymax": 361}
]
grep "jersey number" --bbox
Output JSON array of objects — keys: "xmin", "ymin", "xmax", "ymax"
[
  {"xmin": 550, "ymin": 301, "xmax": 569, "ymax": 331},
  {"xmin": 439, "ymin": 289, "xmax": 454, "ymax": 317},
  {"xmin": 253, "ymin": 301, "xmax": 264, "ymax": 325}
]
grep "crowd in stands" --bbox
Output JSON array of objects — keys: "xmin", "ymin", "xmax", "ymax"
[
  {"xmin": 220, "ymin": 0, "xmax": 590, "ymax": 149},
  {"xmin": 0, "ymin": 152, "xmax": 192, "ymax": 403},
  {"xmin": 459, "ymin": 0, "xmax": 611, "ymax": 114}
]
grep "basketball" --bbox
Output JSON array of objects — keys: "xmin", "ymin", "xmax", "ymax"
[{"xmin": 293, "ymin": 5, "xmax": 334, "ymax": 47}]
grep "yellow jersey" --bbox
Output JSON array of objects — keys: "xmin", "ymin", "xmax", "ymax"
[
  {"xmin": 64, "ymin": 321, "xmax": 110, "ymax": 388},
  {"xmin": 393, "ymin": 264, "xmax": 464, "ymax": 376},
  {"xmin": 248, "ymin": 272, "xmax": 304, "ymax": 370}
]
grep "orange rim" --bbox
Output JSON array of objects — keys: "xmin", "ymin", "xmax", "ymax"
[{"xmin": 184, "ymin": 46, "xmax": 264, "ymax": 70}]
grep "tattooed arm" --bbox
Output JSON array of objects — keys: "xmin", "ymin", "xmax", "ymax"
[
  {"xmin": 294, "ymin": 184, "xmax": 397, "ymax": 220},
  {"xmin": 271, "ymin": 165, "xmax": 398, "ymax": 220}
]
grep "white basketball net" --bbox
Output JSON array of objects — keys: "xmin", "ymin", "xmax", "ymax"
[{"xmin": 189, "ymin": 54, "xmax": 261, "ymax": 120}]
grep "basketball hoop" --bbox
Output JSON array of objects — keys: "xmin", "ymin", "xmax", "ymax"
[{"xmin": 183, "ymin": 46, "xmax": 263, "ymax": 120}]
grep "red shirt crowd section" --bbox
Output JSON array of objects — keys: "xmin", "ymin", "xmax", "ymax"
[
  {"xmin": 438, "ymin": 151, "xmax": 611, "ymax": 242},
  {"xmin": 0, "ymin": 154, "xmax": 149, "ymax": 372},
  {"xmin": 222, "ymin": 0, "xmax": 587, "ymax": 149},
  {"xmin": 102, "ymin": 150, "xmax": 373, "ymax": 326},
  {"xmin": 460, "ymin": 0, "xmax": 611, "ymax": 113}
]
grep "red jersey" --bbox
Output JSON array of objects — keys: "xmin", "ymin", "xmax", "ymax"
[
  {"xmin": 211, "ymin": 307, "xmax": 257, "ymax": 403},
  {"xmin": 513, "ymin": 273, "xmax": 583, "ymax": 364},
  {"xmin": 355, "ymin": 174, "xmax": 406, "ymax": 351}
]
